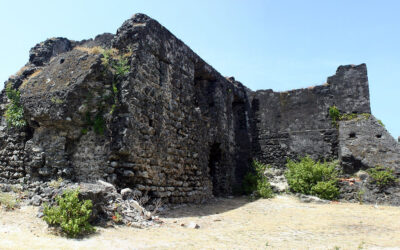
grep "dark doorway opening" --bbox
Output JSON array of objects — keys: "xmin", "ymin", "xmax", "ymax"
[{"xmin": 208, "ymin": 142, "xmax": 222, "ymax": 196}]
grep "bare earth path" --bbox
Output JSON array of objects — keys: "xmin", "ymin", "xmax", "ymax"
[{"xmin": 1, "ymin": 195, "xmax": 400, "ymax": 249}]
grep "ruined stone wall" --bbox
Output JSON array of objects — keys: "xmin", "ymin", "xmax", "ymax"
[
  {"xmin": 0, "ymin": 14, "xmax": 253, "ymax": 202},
  {"xmin": 1, "ymin": 13, "xmax": 399, "ymax": 205},
  {"xmin": 251, "ymin": 64, "xmax": 371, "ymax": 168}
]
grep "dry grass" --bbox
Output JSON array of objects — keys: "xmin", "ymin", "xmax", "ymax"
[
  {"xmin": 122, "ymin": 48, "xmax": 133, "ymax": 58},
  {"xmin": 20, "ymin": 69, "xmax": 42, "ymax": 89},
  {"xmin": 15, "ymin": 66, "xmax": 29, "ymax": 77},
  {"xmin": 0, "ymin": 192, "xmax": 19, "ymax": 210},
  {"xmin": 74, "ymin": 46, "xmax": 105, "ymax": 54}
]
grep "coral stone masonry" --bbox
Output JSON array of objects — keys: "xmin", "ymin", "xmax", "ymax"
[{"xmin": 1, "ymin": 13, "xmax": 399, "ymax": 205}]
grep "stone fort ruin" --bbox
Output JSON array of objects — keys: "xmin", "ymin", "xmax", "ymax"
[{"xmin": 1, "ymin": 14, "xmax": 399, "ymax": 205}]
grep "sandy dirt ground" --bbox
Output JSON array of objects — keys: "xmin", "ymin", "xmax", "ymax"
[{"xmin": 1, "ymin": 195, "xmax": 400, "ymax": 250}]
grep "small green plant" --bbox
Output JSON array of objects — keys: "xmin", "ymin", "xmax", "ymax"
[
  {"xmin": 329, "ymin": 105, "xmax": 340, "ymax": 125},
  {"xmin": 357, "ymin": 189, "xmax": 365, "ymax": 204},
  {"xmin": 0, "ymin": 192, "xmax": 19, "ymax": 210},
  {"xmin": 4, "ymin": 83, "xmax": 26, "ymax": 128},
  {"xmin": 367, "ymin": 166, "xmax": 397, "ymax": 188},
  {"xmin": 101, "ymin": 49, "xmax": 130, "ymax": 78},
  {"xmin": 43, "ymin": 189, "xmax": 95, "ymax": 238},
  {"xmin": 285, "ymin": 156, "xmax": 339, "ymax": 200},
  {"xmin": 112, "ymin": 83, "xmax": 118, "ymax": 95},
  {"xmin": 242, "ymin": 160, "xmax": 274, "ymax": 199},
  {"xmin": 113, "ymin": 57, "xmax": 130, "ymax": 77},
  {"xmin": 93, "ymin": 113, "xmax": 105, "ymax": 135},
  {"xmin": 112, "ymin": 212, "xmax": 122, "ymax": 223},
  {"xmin": 377, "ymin": 119, "xmax": 385, "ymax": 127},
  {"xmin": 85, "ymin": 112, "xmax": 105, "ymax": 135}
]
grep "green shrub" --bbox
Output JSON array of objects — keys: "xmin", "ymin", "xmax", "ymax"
[
  {"xmin": 367, "ymin": 166, "xmax": 397, "ymax": 188},
  {"xmin": 242, "ymin": 160, "xmax": 274, "ymax": 199},
  {"xmin": 329, "ymin": 105, "xmax": 340, "ymax": 125},
  {"xmin": 84, "ymin": 112, "xmax": 105, "ymax": 135},
  {"xmin": 310, "ymin": 180, "xmax": 340, "ymax": 200},
  {"xmin": 242, "ymin": 172, "xmax": 258, "ymax": 195},
  {"xmin": 5, "ymin": 83, "xmax": 26, "ymax": 128},
  {"xmin": 43, "ymin": 189, "xmax": 95, "ymax": 238},
  {"xmin": 285, "ymin": 156, "xmax": 339, "ymax": 200}
]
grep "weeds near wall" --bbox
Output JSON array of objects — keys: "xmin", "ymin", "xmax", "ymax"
[
  {"xmin": 43, "ymin": 189, "xmax": 95, "ymax": 238},
  {"xmin": 5, "ymin": 82, "xmax": 26, "ymax": 128},
  {"xmin": 285, "ymin": 156, "xmax": 340, "ymax": 200},
  {"xmin": 0, "ymin": 192, "xmax": 19, "ymax": 210},
  {"xmin": 329, "ymin": 105, "xmax": 371, "ymax": 127},
  {"xmin": 377, "ymin": 119, "xmax": 385, "ymax": 127},
  {"xmin": 242, "ymin": 160, "xmax": 274, "ymax": 199},
  {"xmin": 48, "ymin": 177, "xmax": 64, "ymax": 189},
  {"xmin": 367, "ymin": 166, "xmax": 397, "ymax": 189}
]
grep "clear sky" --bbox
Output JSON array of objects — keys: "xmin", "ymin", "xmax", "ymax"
[{"xmin": 0, "ymin": 0, "xmax": 399, "ymax": 139}]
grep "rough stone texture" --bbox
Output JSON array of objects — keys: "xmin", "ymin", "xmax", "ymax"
[
  {"xmin": 0, "ymin": 13, "xmax": 399, "ymax": 206},
  {"xmin": 251, "ymin": 64, "xmax": 371, "ymax": 168},
  {"xmin": 339, "ymin": 115, "xmax": 400, "ymax": 174}
]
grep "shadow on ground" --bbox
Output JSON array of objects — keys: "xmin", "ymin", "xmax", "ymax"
[{"xmin": 159, "ymin": 196, "xmax": 252, "ymax": 218}]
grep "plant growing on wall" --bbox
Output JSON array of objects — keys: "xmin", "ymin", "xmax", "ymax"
[
  {"xmin": 329, "ymin": 105, "xmax": 372, "ymax": 127},
  {"xmin": 4, "ymin": 82, "xmax": 26, "ymax": 128}
]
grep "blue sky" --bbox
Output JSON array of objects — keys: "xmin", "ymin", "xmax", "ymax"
[{"xmin": 0, "ymin": 0, "xmax": 399, "ymax": 138}]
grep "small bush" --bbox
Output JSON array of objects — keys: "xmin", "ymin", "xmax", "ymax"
[
  {"xmin": 329, "ymin": 106, "xmax": 340, "ymax": 125},
  {"xmin": 367, "ymin": 166, "xmax": 397, "ymax": 188},
  {"xmin": 85, "ymin": 112, "xmax": 105, "ymax": 135},
  {"xmin": 5, "ymin": 83, "xmax": 26, "ymax": 128},
  {"xmin": 285, "ymin": 156, "xmax": 339, "ymax": 200},
  {"xmin": 242, "ymin": 160, "xmax": 274, "ymax": 199},
  {"xmin": 43, "ymin": 189, "xmax": 95, "ymax": 238},
  {"xmin": 242, "ymin": 172, "xmax": 258, "ymax": 195},
  {"xmin": 310, "ymin": 180, "xmax": 340, "ymax": 200}
]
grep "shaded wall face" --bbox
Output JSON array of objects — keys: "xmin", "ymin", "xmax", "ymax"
[
  {"xmin": 106, "ymin": 16, "xmax": 253, "ymax": 201},
  {"xmin": 251, "ymin": 64, "xmax": 371, "ymax": 167}
]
